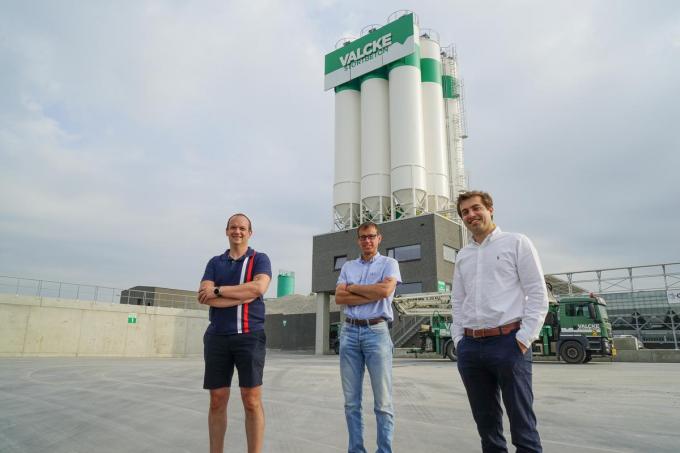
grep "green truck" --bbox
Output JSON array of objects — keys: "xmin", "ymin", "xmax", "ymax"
[
  {"xmin": 396, "ymin": 289, "xmax": 616, "ymax": 364},
  {"xmin": 417, "ymin": 311, "xmax": 457, "ymax": 360},
  {"xmin": 535, "ymin": 293, "xmax": 615, "ymax": 363}
]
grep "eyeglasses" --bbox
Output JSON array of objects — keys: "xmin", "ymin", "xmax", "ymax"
[{"xmin": 358, "ymin": 234, "xmax": 378, "ymax": 241}]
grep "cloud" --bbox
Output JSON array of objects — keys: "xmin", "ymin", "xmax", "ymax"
[
  {"xmin": 0, "ymin": 1, "xmax": 331, "ymax": 292},
  {"xmin": 0, "ymin": 0, "xmax": 678, "ymax": 297}
]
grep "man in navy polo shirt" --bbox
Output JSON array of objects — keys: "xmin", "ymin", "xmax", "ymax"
[
  {"xmin": 335, "ymin": 221, "xmax": 401, "ymax": 453},
  {"xmin": 197, "ymin": 213, "xmax": 272, "ymax": 453}
]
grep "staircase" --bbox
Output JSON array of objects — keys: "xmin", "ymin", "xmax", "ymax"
[{"xmin": 391, "ymin": 315, "xmax": 427, "ymax": 347}]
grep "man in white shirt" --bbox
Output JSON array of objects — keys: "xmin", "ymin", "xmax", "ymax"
[{"xmin": 452, "ymin": 191, "xmax": 548, "ymax": 453}]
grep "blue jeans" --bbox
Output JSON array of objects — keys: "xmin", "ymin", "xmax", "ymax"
[
  {"xmin": 457, "ymin": 330, "xmax": 542, "ymax": 453},
  {"xmin": 339, "ymin": 321, "xmax": 394, "ymax": 453}
]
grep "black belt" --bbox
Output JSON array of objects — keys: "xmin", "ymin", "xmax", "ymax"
[{"xmin": 345, "ymin": 317, "xmax": 385, "ymax": 327}]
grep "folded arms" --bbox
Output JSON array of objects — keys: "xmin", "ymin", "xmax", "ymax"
[
  {"xmin": 197, "ymin": 274, "xmax": 271, "ymax": 308},
  {"xmin": 335, "ymin": 277, "xmax": 397, "ymax": 306}
]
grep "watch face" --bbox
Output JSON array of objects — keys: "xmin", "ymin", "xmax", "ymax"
[{"xmin": 213, "ymin": 287, "xmax": 219, "ymax": 295}]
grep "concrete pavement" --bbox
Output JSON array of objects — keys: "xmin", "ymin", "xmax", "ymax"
[{"xmin": 1, "ymin": 352, "xmax": 679, "ymax": 452}]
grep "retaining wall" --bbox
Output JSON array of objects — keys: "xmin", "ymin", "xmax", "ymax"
[{"xmin": 0, "ymin": 294, "xmax": 208, "ymax": 357}]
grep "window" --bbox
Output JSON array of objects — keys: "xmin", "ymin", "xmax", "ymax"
[
  {"xmin": 443, "ymin": 245, "xmax": 458, "ymax": 263},
  {"xmin": 387, "ymin": 244, "xmax": 421, "ymax": 262},
  {"xmin": 334, "ymin": 255, "xmax": 347, "ymax": 271},
  {"xmin": 565, "ymin": 303, "xmax": 592, "ymax": 318},
  {"xmin": 396, "ymin": 282, "xmax": 423, "ymax": 295}
]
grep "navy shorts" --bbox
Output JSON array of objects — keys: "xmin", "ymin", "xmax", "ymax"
[{"xmin": 203, "ymin": 330, "xmax": 266, "ymax": 389}]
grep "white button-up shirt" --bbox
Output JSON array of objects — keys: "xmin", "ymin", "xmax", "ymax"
[{"xmin": 451, "ymin": 226, "xmax": 549, "ymax": 348}]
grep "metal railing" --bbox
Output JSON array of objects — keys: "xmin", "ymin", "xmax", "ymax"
[
  {"xmin": 546, "ymin": 263, "xmax": 680, "ymax": 349},
  {"xmin": 0, "ymin": 275, "xmax": 206, "ymax": 311},
  {"xmin": 546, "ymin": 262, "xmax": 680, "ymax": 296},
  {"xmin": 391, "ymin": 316, "xmax": 427, "ymax": 347}
]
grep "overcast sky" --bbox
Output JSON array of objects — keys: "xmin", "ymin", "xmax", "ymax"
[{"xmin": 1, "ymin": 1, "xmax": 679, "ymax": 297}]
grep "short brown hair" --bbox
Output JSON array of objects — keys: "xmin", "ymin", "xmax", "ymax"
[
  {"xmin": 456, "ymin": 191, "xmax": 493, "ymax": 217},
  {"xmin": 357, "ymin": 221, "xmax": 381, "ymax": 237},
  {"xmin": 227, "ymin": 213, "xmax": 252, "ymax": 232}
]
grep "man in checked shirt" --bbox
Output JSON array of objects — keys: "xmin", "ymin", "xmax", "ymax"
[{"xmin": 452, "ymin": 191, "xmax": 549, "ymax": 453}]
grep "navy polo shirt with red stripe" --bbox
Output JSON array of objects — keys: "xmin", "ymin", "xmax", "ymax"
[{"xmin": 201, "ymin": 247, "xmax": 272, "ymax": 335}]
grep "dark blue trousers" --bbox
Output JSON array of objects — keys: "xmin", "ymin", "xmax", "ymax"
[{"xmin": 457, "ymin": 330, "xmax": 542, "ymax": 453}]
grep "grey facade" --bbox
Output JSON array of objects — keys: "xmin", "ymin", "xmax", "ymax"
[
  {"xmin": 312, "ymin": 213, "xmax": 465, "ymax": 295},
  {"xmin": 265, "ymin": 312, "xmax": 342, "ymax": 350}
]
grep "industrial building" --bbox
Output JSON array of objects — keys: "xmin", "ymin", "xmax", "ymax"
[
  {"xmin": 312, "ymin": 11, "xmax": 680, "ymax": 354},
  {"xmin": 312, "ymin": 213, "xmax": 462, "ymax": 296},
  {"xmin": 119, "ymin": 286, "xmax": 202, "ymax": 310},
  {"xmin": 314, "ymin": 11, "xmax": 469, "ymax": 353}
]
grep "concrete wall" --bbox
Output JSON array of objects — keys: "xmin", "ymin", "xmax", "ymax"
[
  {"xmin": 0, "ymin": 293, "xmax": 340, "ymax": 356},
  {"xmin": 0, "ymin": 294, "xmax": 208, "ymax": 357},
  {"xmin": 614, "ymin": 349, "xmax": 680, "ymax": 363}
]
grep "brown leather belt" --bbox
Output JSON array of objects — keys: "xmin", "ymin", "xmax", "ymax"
[
  {"xmin": 464, "ymin": 321, "xmax": 521, "ymax": 339},
  {"xmin": 345, "ymin": 317, "xmax": 385, "ymax": 327}
]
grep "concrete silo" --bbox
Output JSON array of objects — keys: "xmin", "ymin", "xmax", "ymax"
[
  {"xmin": 333, "ymin": 79, "xmax": 361, "ymax": 230},
  {"xmin": 360, "ymin": 68, "xmax": 391, "ymax": 223},
  {"xmin": 420, "ymin": 31, "xmax": 450, "ymax": 212},
  {"xmin": 388, "ymin": 26, "xmax": 427, "ymax": 218},
  {"xmin": 323, "ymin": 11, "xmax": 467, "ymax": 230}
]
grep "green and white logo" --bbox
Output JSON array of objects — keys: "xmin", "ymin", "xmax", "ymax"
[
  {"xmin": 562, "ymin": 324, "xmax": 601, "ymax": 335},
  {"xmin": 339, "ymin": 33, "xmax": 393, "ymax": 67},
  {"xmin": 324, "ymin": 13, "xmax": 416, "ymax": 90},
  {"xmin": 128, "ymin": 313, "xmax": 137, "ymax": 324}
]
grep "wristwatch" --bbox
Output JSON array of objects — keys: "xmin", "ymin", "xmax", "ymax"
[{"xmin": 213, "ymin": 287, "xmax": 220, "ymax": 297}]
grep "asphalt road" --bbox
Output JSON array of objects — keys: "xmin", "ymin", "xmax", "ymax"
[{"xmin": 1, "ymin": 353, "xmax": 678, "ymax": 452}]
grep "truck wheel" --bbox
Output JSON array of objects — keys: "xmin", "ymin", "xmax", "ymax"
[
  {"xmin": 445, "ymin": 341, "xmax": 457, "ymax": 362},
  {"xmin": 560, "ymin": 341, "xmax": 586, "ymax": 364}
]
